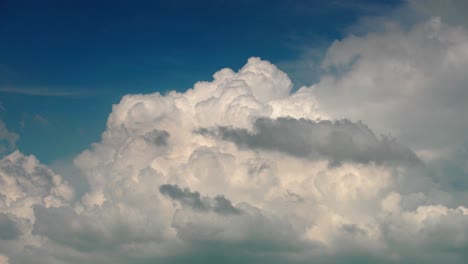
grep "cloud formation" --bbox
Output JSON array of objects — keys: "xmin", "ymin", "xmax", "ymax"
[
  {"xmin": 1, "ymin": 13, "xmax": 468, "ymax": 264},
  {"xmin": 315, "ymin": 16, "xmax": 468, "ymax": 152}
]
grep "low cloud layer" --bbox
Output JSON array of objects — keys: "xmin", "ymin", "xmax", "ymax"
[{"xmin": 1, "ymin": 10, "xmax": 468, "ymax": 264}]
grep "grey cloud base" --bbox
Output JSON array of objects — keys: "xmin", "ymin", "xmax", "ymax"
[{"xmin": 197, "ymin": 117, "xmax": 421, "ymax": 166}]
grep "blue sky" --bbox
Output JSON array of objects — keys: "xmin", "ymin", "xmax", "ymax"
[{"xmin": 0, "ymin": 0, "xmax": 403, "ymax": 163}]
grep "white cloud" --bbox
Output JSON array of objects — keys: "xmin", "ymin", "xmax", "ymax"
[
  {"xmin": 1, "ymin": 14, "xmax": 468, "ymax": 264},
  {"xmin": 313, "ymin": 17, "xmax": 468, "ymax": 152},
  {"xmin": 0, "ymin": 151, "xmax": 73, "ymax": 263}
]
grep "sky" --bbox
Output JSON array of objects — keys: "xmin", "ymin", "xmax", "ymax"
[
  {"xmin": 1, "ymin": 0, "xmax": 468, "ymax": 263},
  {"xmin": 0, "ymin": 0, "xmax": 403, "ymax": 163}
]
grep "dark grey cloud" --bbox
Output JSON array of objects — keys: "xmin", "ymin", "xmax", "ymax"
[
  {"xmin": 212, "ymin": 196, "xmax": 241, "ymax": 215},
  {"xmin": 0, "ymin": 213, "xmax": 20, "ymax": 240},
  {"xmin": 143, "ymin": 130, "xmax": 169, "ymax": 146},
  {"xmin": 159, "ymin": 184, "xmax": 240, "ymax": 215},
  {"xmin": 341, "ymin": 224, "xmax": 367, "ymax": 236},
  {"xmin": 286, "ymin": 191, "xmax": 305, "ymax": 203},
  {"xmin": 198, "ymin": 117, "xmax": 421, "ymax": 166},
  {"xmin": 159, "ymin": 184, "xmax": 207, "ymax": 211}
]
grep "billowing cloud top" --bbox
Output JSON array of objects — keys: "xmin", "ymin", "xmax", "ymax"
[{"xmin": 1, "ymin": 16, "xmax": 468, "ymax": 264}]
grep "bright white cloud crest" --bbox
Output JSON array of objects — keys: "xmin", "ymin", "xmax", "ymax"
[{"xmin": 1, "ymin": 17, "xmax": 468, "ymax": 263}]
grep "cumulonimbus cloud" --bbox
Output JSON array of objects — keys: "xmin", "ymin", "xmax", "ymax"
[{"xmin": 0, "ymin": 15, "xmax": 468, "ymax": 264}]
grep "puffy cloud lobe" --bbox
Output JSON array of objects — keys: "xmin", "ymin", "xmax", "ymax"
[
  {"xmin": 2, "ymin": 17, "xmax": 468, "ymax": 264},
  {"xmin": 313, "ymin": 17, "xmax": 468, "ymax": 152},
  {"xmin": 0, "ymin": 151, "xmax": 73, "ymax": 219},
  {"xmin": 0, "ymin": 151, "xmax": 74, "ymax": 263},
  {"xmin": 198, "ymin": 117, "xmax": 421, "ymax": 166},
  {"xmin": 376, "ymin": 197, "xmax": 468, "ymax": 263},
  {"xmin": 308, "ymin": 15, "xmax": 468, "ymax": 199}
]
